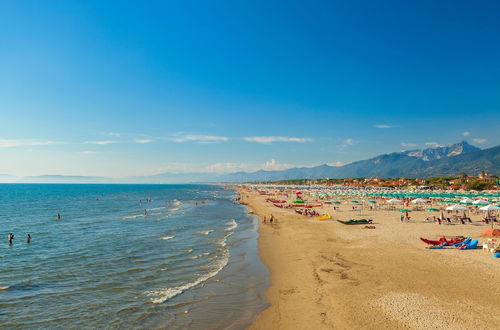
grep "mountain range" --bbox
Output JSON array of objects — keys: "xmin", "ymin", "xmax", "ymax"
[
  {"xmin": 217, "ymin": 141, "xmax": 499, "ymax": 182},
  {"xmin": 2, "ymin": 141, "xmax": 498, "ymax": 183}
]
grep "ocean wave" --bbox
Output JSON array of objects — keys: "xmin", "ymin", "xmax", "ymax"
[
  {"xmin": 225, "ymin": 219, "xmax": 238, "ymax": 231},
  {"xmin": 0, "ymin": 285, "xmax": 10, "ymax": 291},
  {"xmin": 197, "ymin": 230, "xmax": 214, "ymax": 235},
  {"xmin": 149, "ymin": 207, "xmax": 167, "ymax": 211},
  {"xmin": 190, "ymin": 252, "xmax": 211, "ymax": 260},
  {"xmin": 160, "ymin": 236, "xmax": 174, "ymax": 240},
  {"xmin": 146, "ymin": 235, "xmax": 231, "ymax": 304},
  {"xmin": 121, "ymin": 214, "xmax": 144, "ymax": 220}
]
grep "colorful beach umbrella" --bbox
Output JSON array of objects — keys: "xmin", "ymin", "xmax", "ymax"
[
  {"xmin": 399, "ymin": 209, "xmax": 412, "ymax": 212},
  {"xmin": 425, "ymin": 208, "xmax": 439, "ymax": 211}
]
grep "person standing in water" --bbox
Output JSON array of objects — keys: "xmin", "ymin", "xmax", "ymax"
[
  {"xmin": 7, "ymin": 233, "xmax": 14, "ymax": 244},
  {"xmin": 25, "ymin": 234, "xmax": 31, "ymax": 243},
  {"xmin": 144, "ymin": 209, "xmax": 148, "ymax": 215},
  {"xmin": 57, "ymin": 213, "xmax": 61, "ymax": 220}
]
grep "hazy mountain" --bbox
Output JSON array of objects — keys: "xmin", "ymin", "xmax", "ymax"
[
  {"xmin": 217, "ymin": 142, "xmax": 498, "ymax": 182},
  {"xmin": 18, "ymin": 175, "xmax": 113, "ymax": 183},
  {"xmin": 4, "ymin": 141, "xmax": 497, "ymax": 184},
  {"xmin": 400, "ymin": 141, "xmax": 480, "ymax": 161}
]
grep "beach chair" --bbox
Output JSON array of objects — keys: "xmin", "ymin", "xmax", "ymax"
[
  {"xmin": 457, "ymin": 239, "xmax": 478, "ymax": 250},
  {"xmin": 453, "ymin": 237, "xmax": 471, "ymax": 247}
]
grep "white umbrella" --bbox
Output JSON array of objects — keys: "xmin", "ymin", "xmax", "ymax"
[
  {"xmin": 460, "ymin": 198, "xmax": 473, "ymax": 203},
  {"xmin": 446, "ymin": 204, "xmax": 468, "ymax": 211},
  {"xmin": 411, "ymin": 198, "xmax": 428, "ymax": 204},
  {"xmin": 473, "ymin": 199, "xmax": 490, "ymax": 205},
  {"xmin": 387, "ymin": 198, "xmax": 402, "ymax": 204},
  {"xmin": 479, "ymin": 204, "xmax": 500, "ymax": 211}
]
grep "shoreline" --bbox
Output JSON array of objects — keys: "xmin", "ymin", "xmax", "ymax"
[{"xmin": 239, "ymin": 188, "xmax": 500, "ymax": 329}]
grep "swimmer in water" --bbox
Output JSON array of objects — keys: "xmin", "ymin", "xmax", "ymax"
[
  {"xmin": 7, "ymin": 233, "xmax": 14, "ymax": 245},
  {"xmin": 26, "ymin": 233, "xmax": 31, "ymax": 243},
  {"xmin": 144, "ymin": 209, "xmax": 148, "ymax": 215},
  {"xmin": 57, "ymin": 213, "xmax": 61, "ymax": 220}
]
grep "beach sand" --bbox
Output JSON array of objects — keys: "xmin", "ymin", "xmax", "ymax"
[{"xmin": 239, "ymin": 188, "xmax": 500, "ymax": 330}]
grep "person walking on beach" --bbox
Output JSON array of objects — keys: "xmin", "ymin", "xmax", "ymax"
[
  {"xmin": 269, "ymin": 214, "xmax": 274, "ymax": 224},
  {"xmin": 25, "ymin": 233, "xmax": 31, "ymax": 243},
  {"xmin": 7, "ymin": 233, "xmax": 14, "ymax": 244},
  {"xmin": 263, "ymin": 216, "xmax": 267, "ymax": 224}
]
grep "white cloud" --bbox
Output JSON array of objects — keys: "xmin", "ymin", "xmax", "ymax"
[
  {"xmin": 85, "ymin": 139, "xmax": 153, "ymax": 145},
  {"xmin": 85, "ymin": 140, "xmax": 120, "ymax": 145},
  {"xmin": 327, "ymin": 161, "xmax": 344, "ymax": 167},
  {"xmin": 425, "ymin": 142, "xmax": 444, "ymax": 148},
  {"xmin": 462, "ymin": 131, "xmax": 470, "ymax": 137},
  {"xmin": 206, "ymin": 162, "xmax": 249, "ymax": 173},
  {"xmin": 401, "ymin": 143, "xmax": 418, "ymax": 147},
  {"xmin": 171, "ymin": 134, "xmax": 229, "ymax": 143},
  {"xmin": 374, "ymin": 124, "xmax": 392, "ymax": 129},
  {"xmin": 345, "ymin": 138, "xmax": 355, "ymax": 145},
  {"xmin": 0, "ymin": 139, "xmax": 63, "ymax": 148},
  {"xmin": 472, "ymin": 138, "xmax": 486, "ymax": 144},
  {"xmin": 261, "ymin": 159, "xmax": 296, "ymax": 170},
  {"xmin": 243, "ymin": 136, "xmax": 313, "ymax": 144}
]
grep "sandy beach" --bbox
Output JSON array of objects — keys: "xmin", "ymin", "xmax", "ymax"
[{"xmin": 239, "ymin": 188, "xmax": 500, "ymax": 329}]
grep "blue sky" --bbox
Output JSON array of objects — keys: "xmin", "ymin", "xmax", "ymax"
[{"xmin": 0, "ymin": 0, "xmax": 499, "ymax": 178}]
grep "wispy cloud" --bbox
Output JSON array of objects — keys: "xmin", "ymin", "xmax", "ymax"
[
  {"xmin": 462, "ymin": 131, "xmax": 470, "ymax": 137},
  {"xmin": 374, "ymin": 124, "xmax": 392, "ymax": 129},
  {"xmin": 425, "ymin": 142, "xmax": 444, "ymax": 148},
  {"xmin": 0, "ymin": 139, "xmax": 64, "ymax": 148},
  {"xmin": 401, "ymin": 142, "xmax": 418, "ymax": 148},
  {"xmin": 344, "ymin": 138, "xmax": 355, "ymax": 145},
  {"xmin": 243, "ymin": 136, "xmax": 313, "ymax": 144},
  {"xmin": 171, "ymin": 134, "xmax": 229, "ymax": 143},
  {"xmin": 327, "ymin": 161, "xmax": 344, "ymax": 167},
  {"xmin": 85, "ymin": 139, "xmax": 153, "ymax": 145},
  {"xmin": 472, "ymin": 138, "xmax": 486, "ymax": 144}
]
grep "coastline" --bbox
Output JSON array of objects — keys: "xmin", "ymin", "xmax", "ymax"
[{"xmin": 239, "ymin": 188, "xmax": 500, "ymax": 329}]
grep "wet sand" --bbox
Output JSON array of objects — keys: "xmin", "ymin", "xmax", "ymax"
[{"xmin": 239, "ymin": 189, "xmax": 500, "ymax": 330}]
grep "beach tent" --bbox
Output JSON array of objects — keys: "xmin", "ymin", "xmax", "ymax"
[
  {"xmin": 481, "ymin": 229, "xmax": 500, "ymax": 236},
  {"xmin": 446, "ymin": 204, "xmax": 468, "ymax": 211},
  {"xmin": 479, "ymin": 204, "xmax": 500, "ymax": 211}
]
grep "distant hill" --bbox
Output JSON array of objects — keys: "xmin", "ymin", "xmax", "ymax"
[
  {"xmin": 5, "ymin": 141, "xmax": 498, "ymax": 184},
  {"xmin": 218, "ymin": 142, "xmax": 499, "ymax": 182}
]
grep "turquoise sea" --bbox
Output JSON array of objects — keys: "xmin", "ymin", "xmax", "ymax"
[{"xmin": 0, "ymin": 184, "xmax": 268, "ymax": 328}]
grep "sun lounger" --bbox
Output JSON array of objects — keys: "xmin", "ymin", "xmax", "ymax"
[{"xmin": 457, "ymin": 239, "xmax": 479, "ymax": 250}]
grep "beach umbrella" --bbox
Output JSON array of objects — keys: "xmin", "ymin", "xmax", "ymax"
[
  {"xmin": 368, "ymin": 200, "xmax": 377, "ymax": 203},
  {"xmin": 479, "ymin": 204, "xmax": 500, "ymax": 211},
  {"xmin": 387, "ymin": 198, "xmax": 402, "ymax": 204},
  {"xmin": 460, "ymin": 198, "xmax": 474, "ymax": 204},
  {"xmin": 481, "ymin": 229, "xmax": 500, "ymax": 237},
  {"xmin": 399, "ymin": 209, "xmax": 412, "ymax": 212},
  {"xmin": 446, "ymin": 204, "xmax": 467, "ymax": 211},
  {"xmin": 332, "ymin": 201, "xmax": 341, "ymax": 204},
  {"xmin": 411, "ymin": 198, "xmax": 428, "ymax": 204},
  {"xmin": 351, "ymin": 200, "xmax": 359, "ymax": 203},
  {"xmin": 473, "ymin": 199, "xmax": 490, "ymax": 205},
  {"xmin": 425, "ymin": 208, "xmax": 439, "ymax": 211}
]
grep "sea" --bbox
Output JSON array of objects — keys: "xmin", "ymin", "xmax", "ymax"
[{"xmin": 0, "ymin": 184, "xmax": 269, "ymax": 328}]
